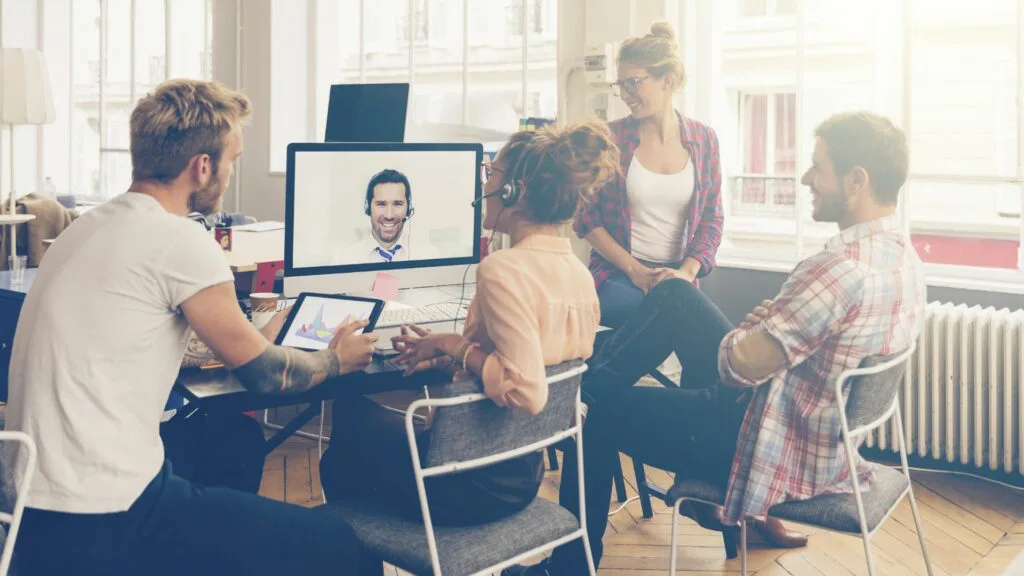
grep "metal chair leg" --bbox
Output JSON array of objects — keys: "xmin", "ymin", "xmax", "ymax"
[
  {"xmin": 739, "ymin": 518, "xmax": 748, "ymax": 576},
  {"xmin": 669, "ymin": 499, "xmax": 682, "ymax": 575}
]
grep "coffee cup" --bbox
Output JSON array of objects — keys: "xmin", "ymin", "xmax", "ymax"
[{"xmin": 250, "ymin": 292, "xmax": 282, "ymax": 329}]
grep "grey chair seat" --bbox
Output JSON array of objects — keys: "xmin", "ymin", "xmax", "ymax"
[
  {"xmin": 319, "ymin": 496, "xmax": 579, "ymax": 575},
  {"xmin": 662, "ymin": 478, "xmax": 724, "ymax": 508},
  {"xmin": 663, "ymin": 464, "xmax": 909, "ymax": 536},
  {"xmin": 768, "ymin": 465, "xmax": 910, "ymax": 534}
]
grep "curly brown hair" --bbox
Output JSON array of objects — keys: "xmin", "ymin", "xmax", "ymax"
[{"xmin": 498, "ymin": 121, "xmax": 621, "ymax": 225}]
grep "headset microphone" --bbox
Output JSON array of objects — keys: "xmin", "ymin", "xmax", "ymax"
[{"xmin": 471, "ymin": 190, "xmax": 501, "ymax": 207}]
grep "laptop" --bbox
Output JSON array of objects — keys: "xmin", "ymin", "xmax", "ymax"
[{"xmin": 324, "ymin": 83, "xmax": 409, "ymax": 143}]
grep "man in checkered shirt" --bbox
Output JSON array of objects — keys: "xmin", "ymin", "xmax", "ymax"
[{"xmin": 536, "ymin": 111, "xmax": 925, "ymax": 575}]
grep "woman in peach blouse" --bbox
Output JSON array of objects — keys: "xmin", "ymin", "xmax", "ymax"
[{"xmin": 319, "ymin": 121, "xmax": 618, "ymax": 529}]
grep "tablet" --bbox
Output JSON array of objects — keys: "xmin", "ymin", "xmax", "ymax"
[{"xmin": 275, "ymin": 293, "xmax": 384, "ymax": 351}]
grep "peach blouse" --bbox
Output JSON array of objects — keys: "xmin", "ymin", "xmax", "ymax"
[{"xmin": 461, "ymin": 234, "xmax": 601, "ymax": 415}]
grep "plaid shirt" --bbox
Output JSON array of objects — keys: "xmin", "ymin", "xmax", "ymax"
[
  {"xmin": 718, "ymin": 215, "xmax": 925, "ymax": 523},
  {"xmin": 573, "ymin": 113, "xmax": 724, "ymax": 289}
]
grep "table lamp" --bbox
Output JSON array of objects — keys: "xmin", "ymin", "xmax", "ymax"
[{"xmin": 0, "ymin": 48, "xmax": 56, "ymax": 267}]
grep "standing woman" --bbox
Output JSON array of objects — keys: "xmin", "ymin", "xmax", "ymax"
[{"xmin": 575, "ymin": 21, "xmax": 724, "ymax": 328}]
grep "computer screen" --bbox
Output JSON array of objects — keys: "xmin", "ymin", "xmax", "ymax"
[
  {"xmin": 324, "ymin": 83, "xmax": 408, "ymax": 143},
  {"xmin": 285, "ymin": 142, "xmax": 483, "ymax": 283}
]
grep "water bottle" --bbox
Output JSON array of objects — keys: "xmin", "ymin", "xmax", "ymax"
[{"xmin": 42, "ymin": 177, "xmax": 56, "ymax": 198}]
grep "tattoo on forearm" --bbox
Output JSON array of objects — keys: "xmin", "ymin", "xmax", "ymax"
[{"xmin": 232, "ymin": 346, "xmax": 341, "ymax": 395}]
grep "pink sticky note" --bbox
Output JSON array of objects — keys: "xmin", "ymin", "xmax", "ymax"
[{"xmin": 371, "ymin": 271, "xmax": 400, "ymax": 301}]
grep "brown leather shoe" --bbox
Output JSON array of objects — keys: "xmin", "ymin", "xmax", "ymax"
[{"xmin": 748, "ymin": 517, "xmax": 808, "ymax": 548}]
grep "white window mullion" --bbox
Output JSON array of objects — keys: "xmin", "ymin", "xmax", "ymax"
[
  {"xmin": 130, "ymin": 0, "xmax": 136, "ymax": 104},
  {"xmin": 99, "ymin": 0, "xmax": 108, "ymax": 196},
  {"xmin": 164, "ymin": 0, "xmax": 171, "ymax": 78},
  {"xmin": 462, "ymin": 0, "xmax": 469, "ymax": 126},
  {"xmin": 408, "ymin": 0, "xmax": 414, "ymax": 83},
  {"xmin": 68, "ymin": 0, "xmax": 75, "ymax": 194},
  {"xmin": 358, "ymin": 0, "xmax": 365, "ymax": 82},
  {"xmin": 765, "ymin": 93, "xmax": 778, "ymax": 206},
  {"xmin": 521, "ymin": 0, "xmax": 528, "ymax": 118},
  {"xmin": 307, "ymin": 0, "xmax": 317, "ymax": 142},
  {"xmin": 794, "ymin": 0, "xmax": 806, "ymax": 259},
  {"xmin": 1018, "ymin": 0, "xmax": 1024, "ymax": 270},
  {"xmin": 901, "ymin": 0, "xmax": 913, "ymax": 233}
]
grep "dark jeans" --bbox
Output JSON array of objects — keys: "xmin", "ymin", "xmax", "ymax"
[
  {"xmin": 552, "ymin": 279, "xmax": 751, "ymax": 574},
  {"xmin": 597, "ymin": 260, "xmax": 684, "ymax": 329},
  {"xmin": 15, "ymin": 461, "xmax": 362, "ymax": 576},
  {"xmin": 597, "ymin": 273, "xmax": 645, "ymax": 329},
  {"xmin": 319, "ymin": 395, "xmax": 544, "ymax": 571}
]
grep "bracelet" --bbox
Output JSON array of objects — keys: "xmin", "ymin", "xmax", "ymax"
[
  {"xmin": 460, "ymin": 343, "xmax": 480, "ymax": 370},
  {"xmin": 451, "ymin": 338, "xmax": 472, "ymax": 366}
]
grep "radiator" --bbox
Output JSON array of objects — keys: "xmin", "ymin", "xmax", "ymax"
[{"xmin": 865, "ymin": 302, "xmax": 1024, "ymax": 477}]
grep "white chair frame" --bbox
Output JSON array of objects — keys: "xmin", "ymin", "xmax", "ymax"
[
  {"xmin": 403, "ymin": 363, "xmax": 597, "ymax": 576},
  {"xmin": 669, "ymin": 343, "xmax": 934, "ymax": 576},
  {"xmin": 0, "ymin": 431, "xmax": 36, "ymax": 576}
]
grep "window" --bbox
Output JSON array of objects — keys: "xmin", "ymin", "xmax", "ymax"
[
  {"xmin": 739, "ymin": 0, "xmax": 797, "ymax": 17},
  {"xmin": 735, "ymin": 92, "xmax": 796, "ymax": 215},
  {"xmin": 37, "ymin": 0, "xmax": 214, "ymax": 201},
  {"xmin": 269, "ymin": 0, "xmax": 558, "ymax": 173},
  {"xmin": 715, "ymin": 0, "xmax": 1024, "ymax": 281},
  {"xmin": 399, "ymin": 0, "xmax": 429, "ymax": 46}
]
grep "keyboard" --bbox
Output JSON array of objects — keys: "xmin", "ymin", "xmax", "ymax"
[{"xmin": 376, "ymin": 302, "xmax": 468, "ymax": 328}]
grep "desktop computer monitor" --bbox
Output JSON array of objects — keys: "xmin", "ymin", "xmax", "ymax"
[
  {"xmin": 283, "ymin": 142, "xmax": 483, "ymax": 296},
  {"xmin": 324, "ymin": 83, "xmax": 409, "ymax": 143}
]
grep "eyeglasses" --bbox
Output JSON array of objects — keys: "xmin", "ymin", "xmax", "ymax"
[
  {"xmin": 482, "ymin": 162, "xmax": 504, "ymax": 182},
  {"xmin": 610, "ymin": 75, "xmax": 650, "ymax": 97}
]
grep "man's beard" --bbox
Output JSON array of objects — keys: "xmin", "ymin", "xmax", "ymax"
[
  {"xmin": 189, "ymin": 165, "xmax": 223, "ymax": 216},
  {"xmin": 812, "ymin": 181, "xmax": 849, "ymax": 223}
]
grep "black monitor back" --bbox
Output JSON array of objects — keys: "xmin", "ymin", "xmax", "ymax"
[{"xmin": 324, "ymin": 83, "xmax": 409, "ymax": 143}]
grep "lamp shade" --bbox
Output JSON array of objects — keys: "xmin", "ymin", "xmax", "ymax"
[{"xmin": 0, "ymin": 48, "xmax": 55, "ymax": 125}]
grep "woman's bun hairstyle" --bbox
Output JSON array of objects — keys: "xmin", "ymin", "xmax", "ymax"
[
  {"xmin": 617, "ymin": 21, "xmax": 686, "ymax": 90},
  {"xmin": 499, "ymin": 120, "xmax": 620, "ymax": 225}
]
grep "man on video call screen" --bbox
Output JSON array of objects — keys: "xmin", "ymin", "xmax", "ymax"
[
  {"xmin": 288, "ymin": 149, "xmax": 478, "ymax": 270},
  {"xmin": 332, "ymin": 169, "xmax": 439, "ymax": 264}
]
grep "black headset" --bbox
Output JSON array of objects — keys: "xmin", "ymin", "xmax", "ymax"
[
  {"xmin": 473, "ymin": 153, "xmax": 527, "ymax": 208},
  {"xmin": 364, "ymin": 169, "xmax": 415, "ymax": 220}
]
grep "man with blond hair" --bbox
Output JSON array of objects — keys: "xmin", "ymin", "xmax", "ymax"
[{"xmin": 7, "ymin": 80, "xmax": 374, "ymax": 575}]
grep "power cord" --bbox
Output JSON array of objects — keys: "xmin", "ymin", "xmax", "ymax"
[
  {"xmin": 453, "ymin": 204, "xmax": 505, "ymax": 333},
  {"xmin": 608, "ymin": 495, "xmax": 640, "ymax": 517}
]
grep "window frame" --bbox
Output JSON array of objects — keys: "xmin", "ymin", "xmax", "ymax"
[
  {"xmin": 707, "ymin": 0, "xmax": 1024, "ymax": 291},
  {"xmin": 270, "ymin": 0, "xmax": 558, "ymax": 175}
]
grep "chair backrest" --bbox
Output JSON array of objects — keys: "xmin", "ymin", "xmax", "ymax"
[
  {"xmin": 0, "ymin": 431, "xmax": 37, "ymax": 576},
  {"xmin": 421, "ymin": 360, "xmax": 584, "ymax": 469},
  {"xmin": 839, "ymin": 343, "xmax": 916, "ymax": 435}
]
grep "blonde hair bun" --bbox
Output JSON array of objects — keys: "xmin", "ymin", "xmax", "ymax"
[
  {"xmin": 649, "ymin": 21, "xmax": 677, "ymax": 43},
  {"xmin": 618, "ymin": 22, "xmax": 686, "ymax": 90}
]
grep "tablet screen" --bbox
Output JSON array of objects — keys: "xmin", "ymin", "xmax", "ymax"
[{"xmin": 278, "ymin": 295, "xmax": 379, "ymax": 351}]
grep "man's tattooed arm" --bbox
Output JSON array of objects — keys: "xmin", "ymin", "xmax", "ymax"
[{"xmin": 230, "ymin": 346, "xmax": 341, "ymax": 395}]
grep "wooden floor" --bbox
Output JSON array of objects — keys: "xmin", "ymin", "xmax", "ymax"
[{"xmin": 261, "ymin": 404, "xmax": 1024, "ymax": 575}]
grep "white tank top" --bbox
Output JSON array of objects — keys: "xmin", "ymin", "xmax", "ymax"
[{"xmin": 626, "ymin": 155, "xmax": 695, "ymax": 263}]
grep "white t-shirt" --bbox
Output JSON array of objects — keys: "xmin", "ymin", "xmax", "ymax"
[
  {"xmin": 331, "ymin": 232, "xmax": 441, "ymax": 265},
  {"xmin": 626, "ymin": 155, "xmax": 695, "ymax": 264},
  {"xmin": 5, "ymin": 192, "xmax": 234, "ymax": 513}
]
